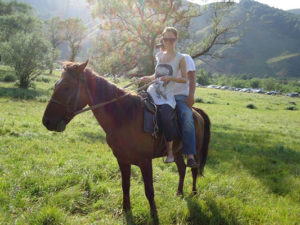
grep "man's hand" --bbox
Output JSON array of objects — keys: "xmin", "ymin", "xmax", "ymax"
[{"xmin": 185, "ymin": 95, "xmax": 194, "ymax": 108}]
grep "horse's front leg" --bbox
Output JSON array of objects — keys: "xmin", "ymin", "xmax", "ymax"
[
  {"xmin": 175, "ymin": 154, "xmax": 186, "ymax": 195},
  {"xmin": 139, "ymin": 159, "xmax": 158, "ymax": 222},
  {"xmin": 118, "ymin": 161, "xmax": 131, "ymax": 212}
]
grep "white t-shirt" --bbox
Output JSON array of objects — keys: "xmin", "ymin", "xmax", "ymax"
[
  {"xmin": 147, "ymin": 52, "xmax": 184, "ymax": 108},
  {"xmin": 173, "ymin": 54, "xmax": 196, "ymax": 96}
]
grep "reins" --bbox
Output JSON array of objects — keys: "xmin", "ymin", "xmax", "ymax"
[{"xmin": 73, "ymin": 78, "xmax": 156, "ymax": 116}]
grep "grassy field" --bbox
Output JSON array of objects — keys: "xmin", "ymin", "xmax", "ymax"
[{"xmin": 0, "ymin": 69, "xmax": 299, "ymax": 225}]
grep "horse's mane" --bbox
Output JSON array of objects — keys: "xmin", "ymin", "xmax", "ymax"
[{"xmin": 84, "ymin": 68, "xmax": 143, "ymax": 127}]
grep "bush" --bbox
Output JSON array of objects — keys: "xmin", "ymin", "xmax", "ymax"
[
  {"xmin": 285, "ymin": 106, "xmax": 297, "ymax": 110},
  {"xmin": 4, "ymin": 74, "xmax": 17, "ymax": 82},
  {"xmin": 0, "ymin": 32, "xmax": 50, "ymax": 89},
  {"xmin": 195, "ymin": 98, "xmax": 203, "ymax": 103},
  {"xmin": 246, "ymin": 103, "xmax": 256, "ymax": 109},
  {"xmin": 36, "ymin": 76, "xmax": 50, "ymax": 83}
]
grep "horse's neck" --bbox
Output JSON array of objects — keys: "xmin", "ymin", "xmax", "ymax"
[{"xmin": 86, "ymin": 72, "xmax": 125, "ymax": 133}]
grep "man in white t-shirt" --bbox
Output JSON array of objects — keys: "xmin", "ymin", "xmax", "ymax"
[
  {"xmin": 173, "ymin": 54, "xmax": 199, "ymax": 168},
  {"xmin": 145, "ymin": 41, "xmax": 198, "ymax": 167}
]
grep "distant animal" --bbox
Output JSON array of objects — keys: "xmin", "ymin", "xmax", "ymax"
[{"xmin": 42, "ymin": 60, "xmax": 210, "ymax": 222}]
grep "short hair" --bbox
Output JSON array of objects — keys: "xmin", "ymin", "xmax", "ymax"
[{"xmin": 162, "ymin": 27, "xmax": 178, "ymax": 38}]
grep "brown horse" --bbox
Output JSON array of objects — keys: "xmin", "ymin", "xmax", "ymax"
[{"xmin": 42, "ymin": 61, "xmax": 210, "ymax": 221}]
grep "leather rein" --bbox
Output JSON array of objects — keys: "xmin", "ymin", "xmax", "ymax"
[{"xmin": 49, "ymin": 73, "xmax": 155, "ymax": 117}]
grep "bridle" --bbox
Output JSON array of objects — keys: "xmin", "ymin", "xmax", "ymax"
[
  {"xmin": 49, "ymin": 72, "xmax": 131, "ymax": 119},
  {"xmin": 49, "ymin": 71, "xmax": 157, "ymax": 119}
]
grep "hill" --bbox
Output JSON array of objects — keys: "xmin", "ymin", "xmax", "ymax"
[
  {"xmin": 4, "ymin": 0, "xmax": 300, "ymax": 77},
  {"xmin": 288, "ymin": 9, "xmax": 300, "ymax": 15},
  {"xmin": 6, "ymin": 0, "xmax": 99, "ymax": 60},
  {"xmin": 192, "ymin": 0, "xmax": 300, "ymax": 78},
  {"xmin": 12, "ymin": 0, "xmax": 92, "ymax": 21}
]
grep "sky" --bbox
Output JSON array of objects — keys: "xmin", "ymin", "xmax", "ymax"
[{"xmin": 187, "ymin": 0, "xmax": 300, "ymax": 10}]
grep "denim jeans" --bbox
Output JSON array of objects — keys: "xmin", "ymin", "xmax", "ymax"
[{"xmin": 175, "ymin": 95, "xmax": 196, "ymax": 155}]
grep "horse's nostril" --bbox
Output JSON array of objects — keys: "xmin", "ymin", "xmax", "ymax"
[{"xmin": 45, "ymin": 119, "xmax": 50, "ymax": 126}]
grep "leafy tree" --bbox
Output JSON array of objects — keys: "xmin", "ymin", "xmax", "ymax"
[
  {"xmin": 249, "ymin": 78, "xmax": 261, "ymax": 88},
  {"xmin": 88, "ymin": 0, "xmax": 240, "ymax": 75},
  {"xmin": 61, "ymin": 18, "xmax": 87, "ymax": 62},
  {"xmin": 44, "ymin": 17, "xmax": 64, "ymax": 74},
  {"xmin": 1, "ymin": 32, "xmax": 50, "ymax": 88},
  {"xmin": 196, "ymin": 69, "xmax": 212, "ymax": 85},
  {"xmin": 0, "ymin": 0, "xmax": 37, "ymax": 42}
]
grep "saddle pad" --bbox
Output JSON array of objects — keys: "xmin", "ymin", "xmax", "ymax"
[{"xmin": 144, "ymin": 107, "xmax": 155, "ymax": 133}]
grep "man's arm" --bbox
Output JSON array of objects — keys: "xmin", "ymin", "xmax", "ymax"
[{"xmin": 186, "ymin": 71, "xmax": 196, "ymax": 108}]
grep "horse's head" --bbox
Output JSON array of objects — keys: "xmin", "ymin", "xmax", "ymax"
[{"xmin": 42, "ymin": 60, "xmax": 89, "ymax": 132}]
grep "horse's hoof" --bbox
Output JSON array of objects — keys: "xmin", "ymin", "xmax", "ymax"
[{"xmin": 176, "ymin": 191, "xmax": 183, "ymax": 196}]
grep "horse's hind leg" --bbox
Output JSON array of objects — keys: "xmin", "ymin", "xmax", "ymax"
[
  {"xmin": 175, "ymin": 154, "xmax": 186, "ymax": 195},
  {"xmin": 118, "ymin": 161, "xmax": 131, "ymax": 212},
  {"xmin": 191, "ymin": 167, "xmax": 198, "ymax": 195},
  {"xmin": 139, "ymin": 159, "xmax": 158, "ymax": 222}
]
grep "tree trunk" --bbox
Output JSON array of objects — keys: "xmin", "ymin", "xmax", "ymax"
[{"xmin": 19, "ymin": 74, "xmax": 29, "ymax": 89}]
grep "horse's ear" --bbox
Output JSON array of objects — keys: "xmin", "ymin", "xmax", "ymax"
[{"xmin": 78, "ymin": 60, "xmax": 89, "ymax": 73}]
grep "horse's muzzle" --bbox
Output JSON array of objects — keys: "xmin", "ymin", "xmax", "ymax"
[{"xmin": 42, "ymin": 116, "xmax": 66, "ymax": 132}]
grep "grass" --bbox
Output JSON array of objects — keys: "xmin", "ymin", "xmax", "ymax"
[{"xmin": 0, "ymin": 69, "xmax": 300, "ymax": 224}]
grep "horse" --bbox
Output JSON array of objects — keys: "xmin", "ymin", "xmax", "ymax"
[{"xmin": 42, "ymin": 60, "xmax": 210, "ymax": 222}]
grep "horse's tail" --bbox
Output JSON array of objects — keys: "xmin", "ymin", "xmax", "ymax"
[{"xmin": 193, "ymin": 107, "xmax": 211, "ymax": 176}]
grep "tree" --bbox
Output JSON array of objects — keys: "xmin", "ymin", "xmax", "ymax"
[
  {"xmin": 44, "ymin": 17, "xmax": 64, "ymax": 74},
  {"xmin": 1, "ymin": 32, "xmax": 50, "ymax": 88},
  {"xmin": 61, "ymin": 18, "xmax": 87, "ymax": 62},
  {"xmin": 88, "ymin": 0, "xmax": 240, "ymax": 75},
  {"xmin": 0, "ymin": 0, "xmax": 37, "ymax": 42}
]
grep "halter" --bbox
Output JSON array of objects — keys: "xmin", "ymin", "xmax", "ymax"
[
  {"xmin": 49, "ymin": 72, "xmax": 156, "ymax": 118},
  {"xmin": 49, "ymin": 72, "xmax": 131, "ymax": 118}
]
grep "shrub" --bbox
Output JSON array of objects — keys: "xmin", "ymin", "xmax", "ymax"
[
  {"xmin": 4, "ymin": 74, "xmax": 17, "ymax": 82},
  {"xmin": 36, "ymin": 76, "xmax": 50, "ymax": 83},
  {"xmin": 1, "ymin": 32, "xmax": 50, "ymax": 89},
  {"xmin": 285, "ymin": 106, "xmax": 297, "ymax": 110},
  {"xmin": 195, "ymin": 98, "xmax": 203, "ymax": 103},
  {"xmin": 246, "ymin": 103, "xmax": 256, "ymax": 109}
]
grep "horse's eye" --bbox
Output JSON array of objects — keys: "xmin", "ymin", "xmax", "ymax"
[{"xmin": 64, "ymin": 87, "xmax": 70, "ymax": 92}]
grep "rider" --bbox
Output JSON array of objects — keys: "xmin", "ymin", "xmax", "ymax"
[
  {"xmin": 151, "ymin": 36, "xmax": 199, "ymax": 168},
  {"xmin": 140, "ymin": 27, "xmax": 187, "ymax": 164}
]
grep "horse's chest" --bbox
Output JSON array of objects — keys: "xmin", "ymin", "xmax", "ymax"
[{"xmin": 106, "ymin": 130, "xmax": 153, "ymax": 163}]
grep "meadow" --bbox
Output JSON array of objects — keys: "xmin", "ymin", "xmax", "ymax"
[{"xmin": 0, "ymin": 69, "xmax": 299, "ymax": 225}]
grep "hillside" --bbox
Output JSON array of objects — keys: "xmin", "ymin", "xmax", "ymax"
[
  {"xmin": 288, "ymin": 9, "xmax": 300, "ymax": 15},
  {"xmin": 13, "ymin": 0, "xmax": 92, "ymax": 21},
  {"xmin": 192, "ymin": 0, "xmax": 300, "ymax": 78},
  {"xmin": 7, "ymin": 0, "xmax": 99, "ymax": 60},
  {"xmin": 5, "ymin": 0, "xmax": 300, "ymax": 77}
]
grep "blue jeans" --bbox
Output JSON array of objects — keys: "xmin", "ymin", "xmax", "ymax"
[{"xmin": 175, "ymin": 95, "xmax": 196, "ymax": 155}]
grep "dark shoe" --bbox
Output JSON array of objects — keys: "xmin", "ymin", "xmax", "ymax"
[{"xmin": 187, "ymin": 158, "xmax": 199, "ymax": 168}]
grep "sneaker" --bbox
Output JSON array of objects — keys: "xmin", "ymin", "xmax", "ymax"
[
  {"xmin": 187, "ymin": 158, "xmax": 199, "ymax": 168},
  {"xmin": 164, "ymin": 155, "xmax": 175, "ymax": 163}
]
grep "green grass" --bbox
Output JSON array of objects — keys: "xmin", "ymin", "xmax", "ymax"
[{"xmin": 0, "ymin": 71, "xmax": 300, "ymax": 224}]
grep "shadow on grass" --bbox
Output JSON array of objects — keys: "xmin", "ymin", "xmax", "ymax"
[
  {"xmin": 209, "ymin": 125, "xmax": 300, "ymax": 196},
  {"xmin": 0, "ymin": 87, "xmax": 47, "ymax": 100},
  {"xmin": 185, "ymin": 196, "xmax": 239, "ymax": 225},
  {"xmin": 123, "ymin": 210, "xmax": 159, "ymax": 225},
  {"xmin": 80, "ymin": 131, "xmax": 106, "ymax": 143}
]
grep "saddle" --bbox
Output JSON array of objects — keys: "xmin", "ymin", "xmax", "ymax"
[
  {"xmin": 140, "ymin": 91, "xmax": 205, "ymax": 160},
  {"xmin": 140, "ymin": 91, "xmax": 160, "ymax": 138}
]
